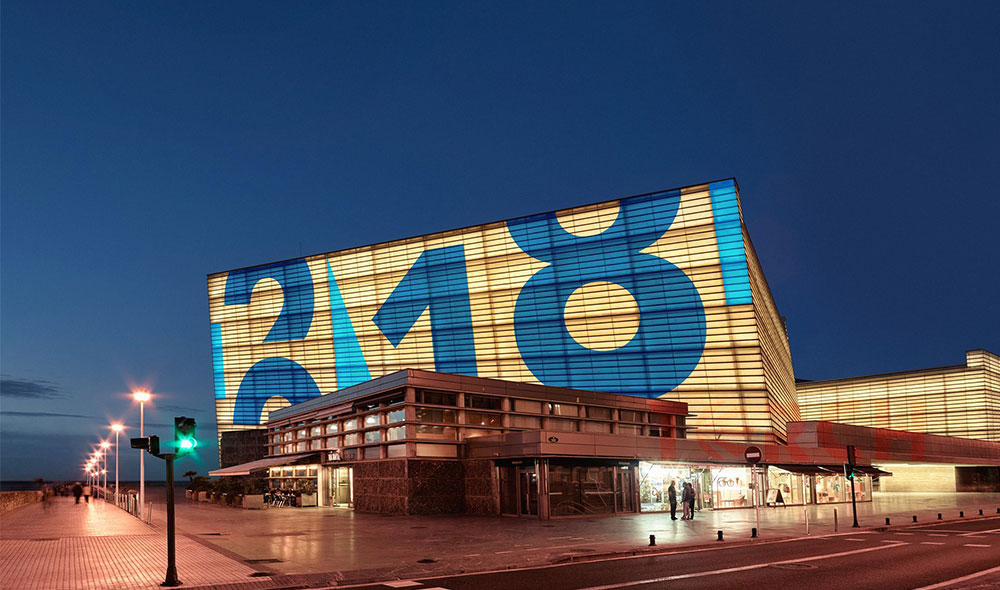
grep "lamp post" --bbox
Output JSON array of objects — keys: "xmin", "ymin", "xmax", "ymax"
[
  {"xmin": 100, "ymin": 442, "xmax": 111, "ymax": 499},
  {"xmin": 133, "ymin": 390, "xmax": 151, "ymax": 513},
  {"xmin": 111, "ymin": 424, "xmax": 123, "ymax": 503}
]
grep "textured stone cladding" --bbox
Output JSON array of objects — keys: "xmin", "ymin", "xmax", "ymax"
[
  {"xmin": 219, "ymin": 429, "xmax": 268, "ymax": 468},
  {"xmin": 463, "ymin": 459, "xmax": 499, "ymax": 516},
  {"xmin": 353, "ymin": 459, "xmax": 465, "ymax": 515}
]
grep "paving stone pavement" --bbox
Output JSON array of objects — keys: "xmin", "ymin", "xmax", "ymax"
[{"xmin": 0, "ymin": 496, "xmax": 260, "ymax": 590}]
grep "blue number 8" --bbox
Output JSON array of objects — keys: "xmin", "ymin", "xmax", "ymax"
[{"xmin": 506, "ymin": 190, "xmax": 706, "ymax": 397}]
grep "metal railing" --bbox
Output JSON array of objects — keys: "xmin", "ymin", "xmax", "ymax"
[{"xmin": 101, "ymin": 486, "xmax": 152, "ymax": 524}]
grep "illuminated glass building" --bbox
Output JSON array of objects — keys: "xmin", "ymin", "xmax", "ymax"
[
  {"xmin": 207, "ymin": 179, "xmax": 1000, "ymax": 515},
  {"xmin": 797, "ymin": 350, "xmax": 1000, "ymax": 492}
]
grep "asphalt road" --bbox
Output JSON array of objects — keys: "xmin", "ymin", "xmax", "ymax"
[{"xmin": 337, "ymin": 516, "xmax": 1000, "ymax": 590}]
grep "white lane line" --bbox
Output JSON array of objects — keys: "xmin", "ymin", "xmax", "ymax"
[
  {"xmin": 962, "ymin": 528, "xmax": 1000, "ymax": 536},
  {"xmin": 894, "ymin": 532, "xmax": 915, "ymax": 535},
  {"xmin": 844, "ymin": 538, "xmax": 866, "ymax": 542},
  {"xmin": 574, "ymin": 543, "xmax": 909, "ymax": 590},
  {"xmin": 495, "ymin": 550, "xmax": 513, "ymax": 554},
  {"xmin": 929, "ymin": 534, "xmax": 949, "ymax": 537},
  {"xmin": 463, "ymin": 553, "xmax": 480, "ymax": 557},
  {"xmin": 383, "ymin": 582, "xmax": 421, "ymax": 589},
  {"xmin": 963, "ymin": 543, "xmax": 991, "ymax": 548},
  {"xmin": 548, "ymin": 536, "xmax": 574, "ymax": 540},
  {"xmin": 920, "ymin": 542, "xmax": 945, "ymax": 545},
  {"xmin": 880, "ymin": 540, "xmax": 900, "ymax": 543},
  {"xmin": 962, "ymin": 535, "xmax": 986, "ymax": 539},
  {"xmin": 912, "ymin": 564, "xmax": 1000, "ymax": 590}
]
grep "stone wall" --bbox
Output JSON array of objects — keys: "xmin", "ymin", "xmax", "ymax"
[
  {"xmin": 463, "ymin": 459, "xmax": 498, "ymax": 516},
  {"xmin": 353, "ymin": 459, "xmax": 408, "ymax": 514},
  {"xmin": 219, "ymin": 429, "xmax": 268, "ymax": 468},
  {"xmin": 352, "ymin": 459, "xmax": 466, "ymax": 515},
  {"xmin": 878, "ymin": 464, "xmax": 956, "ymax": 492},
  {"xmin": 1, "ymin": 491, "xmax": 41, "ymax": 514}
]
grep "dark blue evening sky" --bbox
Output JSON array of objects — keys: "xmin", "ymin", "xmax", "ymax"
[{"xmin": 2, "ymin": 1, "xmax": 998, "ymax": 481}]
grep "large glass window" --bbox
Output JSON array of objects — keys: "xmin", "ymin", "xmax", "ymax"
[
  {"xmin": 344, "ymin": 419, "xmax": 358, "ymax": 431},
  {"xmin": 364, "ymin": 430, "xmax": 381, "ymax": 443},
  {"xmin": 326, "ymin": 422, "xmax": 339, "ymax": 434},
  {"xmin": 510, "ymin": 415, "xmax": 541, "ymax": 428},
  {"xmin": 586, "ymin": 406, "xmax": 612, "ymax": 420},
  {"xmin": 416, "ymin": 424, "xmax": 457, "ymax": 440},
  {"xmin": 364, "ymin": 414, "xmax": 380, "ymax": 427},
  {"xmin": 418, "ymin": 390, "xmax": 457, "ymax": 406},
  {"xmin": 619, "ymin": 410, "xmax": 642, "ymax": 423},
  {"xmin": 416, "ymin": 407, "xmax": 456, "ymax": 423},
  {"xmin": 548, "ymin": 403, "xmax": 579, "ymax": 417},
  {"xmin": 467, "ymin": 395, "xmax": 502, "ymax": 410},
  {"xmin": 311, "ymin": 426, "xmax": 322, "ymax": 437},
  {"xmin": 465, "ymin": 411, "xmax": 502, "ymax": 427},
  {"xmin": 513, "ymin": 399, "xmax": 542, "ymax": 413},
  {"xmin": 386, "ymin": 409, "xmax": 405, "ymax": 423},
  {"xmin": 343, "ymin": 433, "xmax": 359, "ymax": 446},
  {"xmin": 386, "ymin": 426, "xmax": 405, "ymax": 441},
  {"xmin": 583, "ymin": 421, "xmax": 612, "ymax": 433},
  {"xmin": 547, "ymin": 418, "xmax": 578, "ymax": 432}
]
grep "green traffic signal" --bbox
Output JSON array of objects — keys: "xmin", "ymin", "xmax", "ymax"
[{"xmin": 174, "ymin": 416, "xmax": 197, "ymax": 456}]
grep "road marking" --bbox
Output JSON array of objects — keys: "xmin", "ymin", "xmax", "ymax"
[
  {"xmin": 963, "ymin": 544, "xmax": 991, "ymax": 548},
  {"xmin": 495, "ymin": 550, "xmax": 513, "ymax": 554},
  {"xmin": 966, "ymin": 528, "xmax": 1000, "ymax": 536},
  {"xmin": 893, "ymin": 532, "xmax": 914, "ymax": 535},
  {"xmin": 912, "ymin": 564, "xmax": 1000, "ymax": 590},
  {"xmin": 880, "ymin": 540, "xmax": 900, "ymax": 544},
  {"xmin": 548, "ymin": 536, "xmax": 574, "ymax": 540},
  {"xmin": 383, "ymin": 582, "xmax": 421, "ymax": 588},
  {"xmin": 844, "ymin": 538, "xmax": 866, "ymax": 542},
  {"xmin": 920, "ymin": 542, "xmax": 945, "ymax": 545},
  {"xmin": 463, "ymin": 553, "xmax": 480, "ymax": 557},
  {"xmin": 929, "ymin": 534, "xmax": 948, "ymax": 537},
  {"xmin": 962, "ymin": 535, "xmax": 986, "ymax": 539},
  {"xmin": 573, "ymin": 543, "xmax": 908, "ymax": 590}
]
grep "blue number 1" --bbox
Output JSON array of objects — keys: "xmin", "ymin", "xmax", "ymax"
[{"xmin": 373, "ymin": 245, "xmax": 478, "ymax": 376}]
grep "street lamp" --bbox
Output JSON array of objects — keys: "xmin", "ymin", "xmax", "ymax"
[
  {"xmin": 100, "ymin": 441, "xmax": 111, "ymax": 498},
  {"xmin": 110, "ymin": 424, "xmax": 124, "ymax": 503},
  {"xmin": 133, "ymin": 389, "xmax": 151, "ymax": 512}
]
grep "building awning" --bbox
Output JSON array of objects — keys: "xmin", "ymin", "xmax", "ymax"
[
  {"xmin": 769, "ymin": 464, "xmax": 843, "ymax": 475},
  {"xmin": 209, "ymin": 453, "xmax": 319, "ymax": 477},
  {"xmin": 854, "ymin": 465, "xmax": 892, "ymax": 477}
]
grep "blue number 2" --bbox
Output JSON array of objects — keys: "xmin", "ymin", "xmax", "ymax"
[
  {"xmin": 373, "ymin": 245, "xmax": 478, "ymax": 376},
  {"xmin": 506, "ymin": 191, "xmax": 706, "ymax": 397}
]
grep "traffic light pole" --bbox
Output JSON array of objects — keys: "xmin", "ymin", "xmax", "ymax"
[
  {"xmin": 850, "ymin": 472, "xmax": 859, "ymax": 528},
  {"xmin": 162, "ymin": 453, "xmax": 181, "ymax": 587}
]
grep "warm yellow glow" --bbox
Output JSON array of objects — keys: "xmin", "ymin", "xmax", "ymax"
[
  {"xmin": 564, "ymin": 281, "xmax": 640, "ymax": 351},
  {"xmin": 111, "ymin": 423, "xmax": 124, "ymax": 432},
  {"xmin": 100, "ymin": 441, "xmax": 111, "ymax": 449},
  {"xmin": 101, "ymin": 470, "xmax": 107, "ymax": 474},
  {"xmin": 133, "ymin": 390, "xmax": 151, "ymax": 402}
]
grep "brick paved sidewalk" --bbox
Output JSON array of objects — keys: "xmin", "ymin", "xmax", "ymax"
[{"xmin": 0, "ymin": 496, "xmax": 259, "ymax": 590}]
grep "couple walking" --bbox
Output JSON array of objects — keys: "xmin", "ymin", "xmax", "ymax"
[{"xmin": 667, "ymin": 480, "xmax": 697, "ymax": 520}]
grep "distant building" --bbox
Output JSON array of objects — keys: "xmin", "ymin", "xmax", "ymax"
[{"xmin": 797, "ymin": 350, "xmax": 1000, "ymax": 492}]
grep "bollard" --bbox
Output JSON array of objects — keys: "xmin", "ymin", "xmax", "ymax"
[
  {"xmin": 717, "ymin": 530, "xmax": 723, "ymax": 541},
  {"xmin": 913, "ymin": 515, "xmax": 917, "ymax": 522},
  {"xmin": 885, "ymin": 517, "xmax": 890, "ymax": 525},
  {"xmin": 960, "ymin": 511, "xmax": 964, "ymax": 518},
  {"xmin": 752, "ymin": 527, "xmax": 758, "ymax": 538},
  {"xmin": 805, "ymin": 509, "xmax": 810, "ymax": 535},
  {"xmin": 834, "ymin": 508, "xmax": 838, "ymax": 532},
  {"xmin": 979, "ymin": 509, "xmax": 984, "ymax": 516},
  {"xmin": 649, "ymin": 534, "xmax": 656, "ymax": 547},
  {"xmin": 938, "ymin": 513, "xmax": 942, "ymax": 520}
]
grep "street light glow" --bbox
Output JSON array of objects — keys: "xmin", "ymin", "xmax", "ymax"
[
  {"xmin": 133, "ymin": 390, "xmax": 151, "ymax": 402},
  {"xmin": 111, "ymin": 423, "xmax": 124, "ymax": 432},
  {"xmin": 100, "ymin": 441, "xmax": 111, "ymax": 449}
]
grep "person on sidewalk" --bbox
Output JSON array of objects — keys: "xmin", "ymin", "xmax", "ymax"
[
  {"xmin": 687, "ymin": 482, "xmax": 696, "ymax": 520},
  {"xmin": 82, "ymin": 483, "xmax": 91, "ymax": 503},
  {"xmin": 668, "ymin": 481, "xmax": 678, "ymax": 520},
  {"xmin": 681, "ymin": 482, "xmax": 692, "ymax": 520},
  {"xmin": 72, "ymin": 482, "xmax": 83, "ymax": 504}
]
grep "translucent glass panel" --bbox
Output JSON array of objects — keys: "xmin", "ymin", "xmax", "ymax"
[{"xmin": 210, "ymin": 180, "xmax": 793, "ymax": 443}]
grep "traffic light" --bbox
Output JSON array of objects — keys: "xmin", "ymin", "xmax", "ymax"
[
  {"xmin": 844, "ymin": 463, "xmax": 855, "ymax": 480},
  {"xmin": 174, "ymin": 417, "xmax": 197, "ymax": 457},
  {"xmin": 131, "ymin": 435, "xmax": 160, "ymax": 456}
]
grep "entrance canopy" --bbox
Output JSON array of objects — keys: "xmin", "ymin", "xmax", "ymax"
[{"xmin": 209, "ymin": 453, "xmax": 318, "ymax": 477}]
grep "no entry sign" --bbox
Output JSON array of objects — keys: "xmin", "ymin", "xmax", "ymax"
[{"xmin": 744, "ymin": 446, "xmax": 763, "ymax": 464}]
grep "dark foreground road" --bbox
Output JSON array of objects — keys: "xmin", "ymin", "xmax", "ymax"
[{"xmin": 338, "ymin": 516, "xmax": 1000, "ymax": 590}]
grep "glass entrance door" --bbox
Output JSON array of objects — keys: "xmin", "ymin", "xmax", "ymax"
[
  {"xmin": 326, "ymin": 466, "xmax": 353, "ymax": 507},
  {"xmin": 499, "ymin": 463, "xmax": 538, "ymax": 517}
]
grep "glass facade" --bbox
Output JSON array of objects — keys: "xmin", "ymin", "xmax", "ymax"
[{"xmin": 209, "ymin": 179, "xmax": 798, "ymax": 446}]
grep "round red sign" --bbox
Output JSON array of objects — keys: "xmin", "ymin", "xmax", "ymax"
[{"xmin": 744, "ymin": 446, "xmax": 763, "ymax": 464}]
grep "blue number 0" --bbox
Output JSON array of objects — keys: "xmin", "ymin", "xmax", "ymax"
[{"xmin": 506, "ymin": 190, "xmax": 706, "ymax": 397}]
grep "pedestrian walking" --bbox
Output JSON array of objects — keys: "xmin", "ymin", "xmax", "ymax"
[
  {"xmin": 82, "ymin": 483, "xmax": 91, "ymax": 503},
  {"xmin": 681, "ymin": 482, "xmax": 692, "ymax": 520},
  {"xmin": 72, "ymin": 482, "xmax": 83, "ymax": 504},
  {"xmin": 667, "ymin": 481, "xmax": 678, "ymax": 520},
  {"xmin": 687, "ymin": 482, "xmax": 696, "ymax": 520}
]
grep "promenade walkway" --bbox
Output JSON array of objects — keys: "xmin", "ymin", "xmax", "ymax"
[
  {"xmin": 2, "ymin": 490, "xmax": 999, "ymax": 589},
  {"xmin": 0, "ymin": 495, "xmax": 258, "ymax": 590}
]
